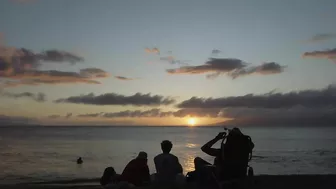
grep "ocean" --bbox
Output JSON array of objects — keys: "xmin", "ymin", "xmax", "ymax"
[{"xmin": 0, "ymin": 126, "xmax": 335, "ymax": 184}]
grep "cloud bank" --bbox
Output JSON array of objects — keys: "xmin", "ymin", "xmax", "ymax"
[
  {"xmin": 55, "ymin": 93, "xmax": 176, "ymax": 106},
  {"xmin": 177, "ymin": 85, "xmax": 336, "ymax": 109}
]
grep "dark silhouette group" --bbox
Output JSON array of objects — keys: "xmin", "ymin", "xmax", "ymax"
[{"xmin": 99, "ymin": 127, "xmax": 254, "ymax": 189}]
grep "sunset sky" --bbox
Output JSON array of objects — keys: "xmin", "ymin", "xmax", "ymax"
[{"xmin": 1, "ymin": 0, "xmax": 336, "ymax": 126}]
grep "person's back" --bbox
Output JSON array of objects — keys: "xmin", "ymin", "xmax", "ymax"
[
  {"xmin": 154, "ymin": 140, "xmax": 183, "ymax": 183},
  {"xmin": 120, "ymin": 152, "xmax": 150, "ymax": 186},
  {"xmin": 220, "ymin": 128, "xmax": 254, "ymax": 180}
]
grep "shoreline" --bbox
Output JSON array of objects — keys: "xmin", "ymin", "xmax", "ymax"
[{"xmin": 1, "ymin": 175, "xmax": 336, "ymax": 189}]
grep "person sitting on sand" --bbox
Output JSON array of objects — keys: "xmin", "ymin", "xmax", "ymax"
[
  {"xmin": 119, "ymin": 151, "xmax": 150, "ymax": 186},
  {"xmin": 192, "ymin": 128, "xmax": 254, "ymax": 182},
  {"xmin": 100, "ymin": 167, "xmax": 119, "ymax": 187},
  {"xmin": 100, "ymin": 167, "xmax": 135, "ymax": 189},
  {"xmin": 153, "ymin": 140, "xmax": 184, "ymax": 184}
]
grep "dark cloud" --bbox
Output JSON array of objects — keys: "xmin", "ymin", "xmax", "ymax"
[
  {"xmin": 76, "ymin": 108, "xmax": 221, "ymax": 119},
  {"xmin": 309, "ymin": 33, "xmax": 336, "ymax": 42},
  {"xmin": 167, "ymin": 58, "xmax": 286, "ymax": 79},
  {"xmin": 178, "ymin": 85, "xmax": 336, "ymax": 109},
  {"xmin": 40, "ymin": 50, "xmax": 84, "ymax": 64},
  {"xmin": 0, "ymin": 46, "xmax": 102, "ymax": 87},
  {"xmin": 114, "ymin": 76, "xmax": 135, "ymax": 81},
  {"xmin": 54, "ymin": 93, "xmax": 176, "ymax": 106},
  {"xmin": 302, "ymin": 48, "xmax": 336, "ymax": 62},
  {"xmin": 0, "ymin": 91, "xmax": 46, "ymax": 102},
  {"xmin": 0, "ymin": 114, "xmax": 37, "ymax": 125},
  {"xmin": 0, "ymin": 47, "xmax": 84, "ymax": 73},
  {"xmin": 229, "ymin": 62, "xmax": 286, "ymax": 79},
  {"xmin": 167, "ymin": 58, "xmax": 247, "ymax": 77}
]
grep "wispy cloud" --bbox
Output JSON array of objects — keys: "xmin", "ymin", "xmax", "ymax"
[
  {"xmin": 54, "ymin": 93, "xmax": 176, "ymax": 106},
  {"xmin": 308, "ymin": 33, "xmax": 336, "ymax": 42},
  {"xmin": 211, "ymin": 49, "xmax": 221, "ymax": 55},
  {"xmin": 159, "ymin": 56, "xmax": 189, "ymax": 65},
  {"xmin": 0, "ymin": 68, "xmax": 109, "ymax": 88},
  {"xmin": 114, "ymin": 76, "xmax": 136, "ymax": 81},
  {"xmin": 0, "ymin": 91, "xmax": 46, "ymax": 102},
  {"xmin": 302, "ymin": 48, "xmax": 336, "ymax": 63}
]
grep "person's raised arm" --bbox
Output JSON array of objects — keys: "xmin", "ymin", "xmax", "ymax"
[{"xmin": 201, "ymin": 132, "xmax": 225, "ymax": 156}]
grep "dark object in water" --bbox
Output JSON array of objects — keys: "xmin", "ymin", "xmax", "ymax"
[{"xmin": 77, "ymin": 157, "xmax": 83, "ymax": 164}]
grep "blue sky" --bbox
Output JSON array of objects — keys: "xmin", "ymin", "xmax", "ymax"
[{"xmin": 1, "ymin": 0, "xmax": 336, "ymax": 126}]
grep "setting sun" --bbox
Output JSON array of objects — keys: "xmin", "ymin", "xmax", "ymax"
[{"xmin": 187, "ymin": 118, "xmax": 196, "ymax": 126}]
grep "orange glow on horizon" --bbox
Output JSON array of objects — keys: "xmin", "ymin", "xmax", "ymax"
[{"xmin": 187, "ymin": 118, "xmax": 196, "ymax": 126}]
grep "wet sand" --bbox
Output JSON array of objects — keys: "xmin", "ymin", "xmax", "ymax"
[{"xmin": 1, "ymin": 175, "xmax": 336, "ymax": 189}]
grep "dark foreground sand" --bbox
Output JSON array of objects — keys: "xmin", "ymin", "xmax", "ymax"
[{"xmin": 1, "ymin": 175, "xmax": 336, "ymax": 189}]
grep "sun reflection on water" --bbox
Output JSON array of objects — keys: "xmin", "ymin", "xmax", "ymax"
[{"xmin": 181, "ymin": 152, "xmax": 196, "ymax": 173}]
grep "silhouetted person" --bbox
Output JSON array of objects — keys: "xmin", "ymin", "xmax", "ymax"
[
  {"xmin": 77, "ymin": 157, "xmax": 83, "ymax": 164},
  {"xmin": 100, "ymin": 167, "xmax": 119, "ymax": 187},
  {"xmin": 154, "ymin": 140, "xmax": 183, "ymax": 184},
  {"xmin": 194, "ymin": 128, "xmax": 254, "ymax": 182},
  {"xmin": 119, "ymin": 151, "xmax": 150, "ymax": 186}
]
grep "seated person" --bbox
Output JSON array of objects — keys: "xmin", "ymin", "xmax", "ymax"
[
  {"xmin": 194, "ymin": 128, "xmax": 254, "ymax": 181},
  {"xmin": 153, "ymin": 140, "xmax": 183, "ymax": 184},
  {"xmin": 100, "ymin": 167, "xmax": 119, "ymax": 187},
  {"xmin": 119, "ymin": 151, "xmax": 150, "ymax": 186}
]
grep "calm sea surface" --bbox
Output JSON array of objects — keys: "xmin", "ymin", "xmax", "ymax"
[{"xmin": 0, "ymin": 126, "xmax": 335, "ymax": 184}]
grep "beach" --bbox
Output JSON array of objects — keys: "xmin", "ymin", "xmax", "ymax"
[{"xmin": 1, "ymin": 175, "xmax": 336, "ymax": 189}]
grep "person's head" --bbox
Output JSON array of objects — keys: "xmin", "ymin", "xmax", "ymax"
[
  {"xmin": 102, "ymin": 167, "xmax": 116, "ymax": 178},
  {"xmin": 137, "ymin": 151, "xmax": 148, "ymax": 160},
  {"xmin": 230, "ymin": 127, "xmax": 242, "ymax": 136},
  {"xmin": 161, "ymin": 140, "xmax": 173, "ymax": 153}
]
